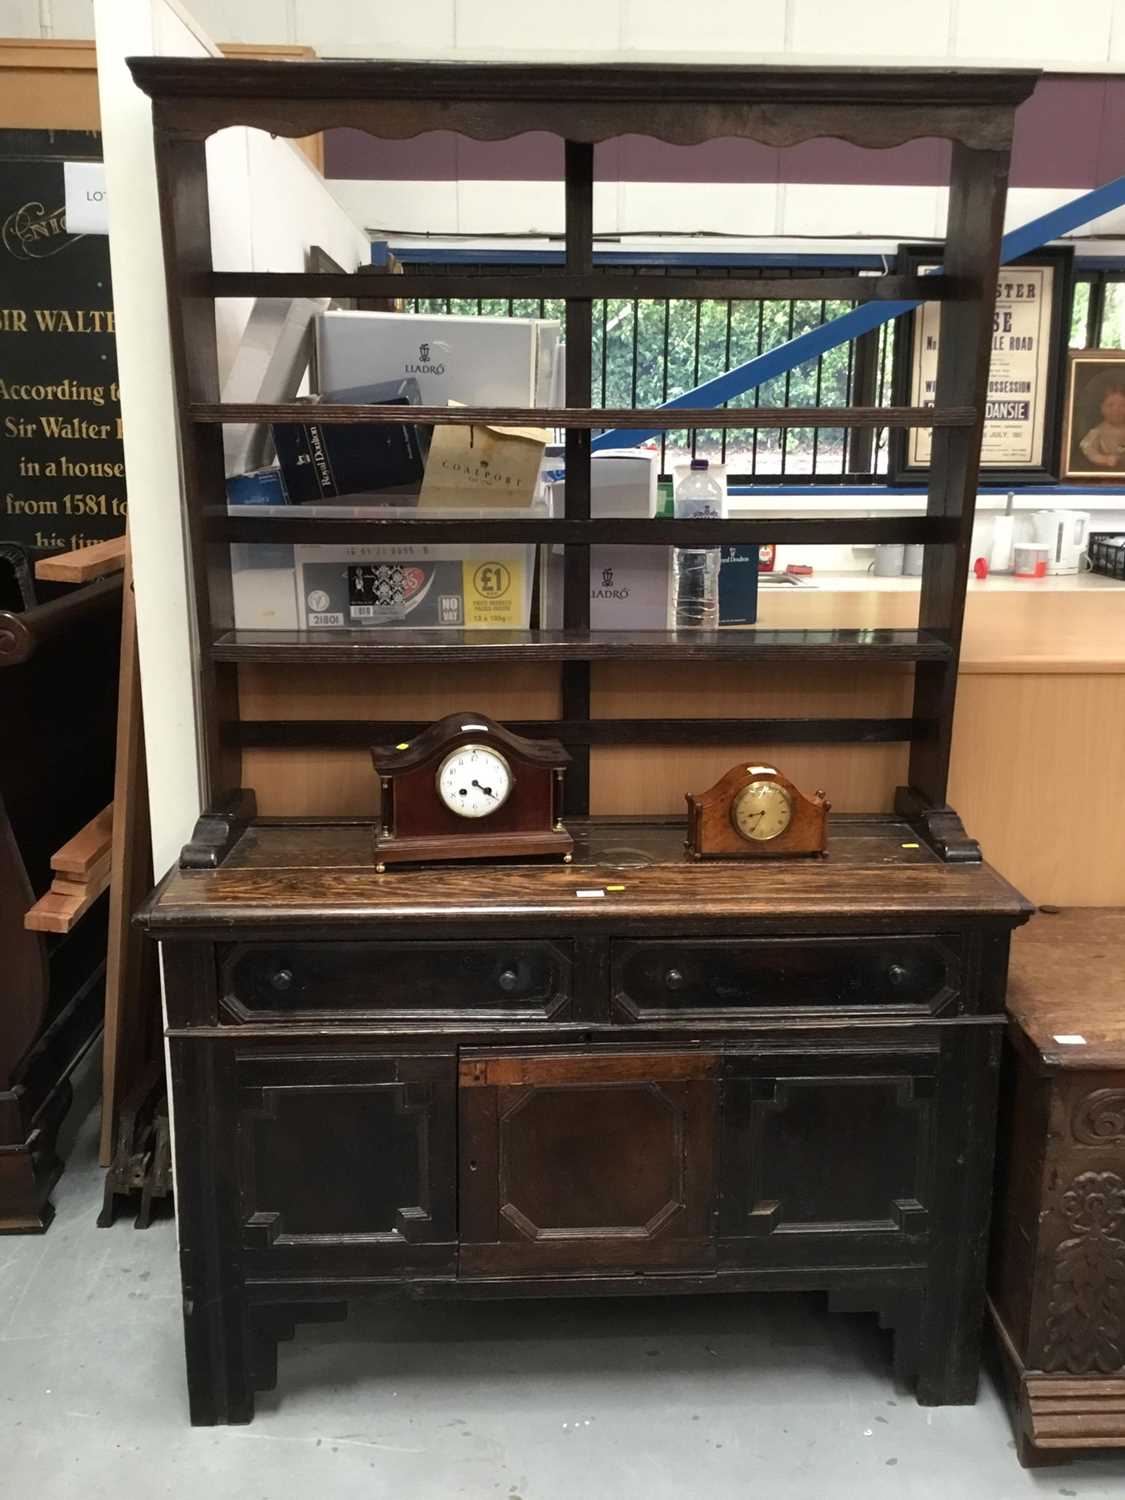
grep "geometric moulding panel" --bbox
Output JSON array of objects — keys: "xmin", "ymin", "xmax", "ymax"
[
  {"xmin": 245, "ymin": 1084, "xmax": 426, "ymax": 1240},
  {"xmin": 500, "ymin": 1083, "xmax": 683, "ymax": 1239},
  {"xmin": 746, "ymin": 1075, "xmax": 932, "ymax": 1235}
]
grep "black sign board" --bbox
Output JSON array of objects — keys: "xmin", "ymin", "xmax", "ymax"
[{"xmin": 1, "ymin": 129, "xmax": 125, "ymax": 560}]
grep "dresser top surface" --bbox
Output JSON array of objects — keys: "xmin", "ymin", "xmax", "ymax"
[
  {"xmin": 1007, "ymin": 908, "xmax": 1125, "ymax": 1068},
  {"xmin": 141, "ymin": 816, "xmax": 1031, "ymax": 935}
]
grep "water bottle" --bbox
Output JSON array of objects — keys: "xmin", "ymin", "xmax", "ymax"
[{"xmin": 672, "ymin": 459, "xmax": 723, "ymax": 629}]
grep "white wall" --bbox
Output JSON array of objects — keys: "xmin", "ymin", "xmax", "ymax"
[
  {"xmin": 92, "ymin": 0, "xmax": 369, "ymax": 876},
  {"xmin": 8, "ymin": 1, "xmax": 1125, "ymax": 247},
  {"xmin": 7, "ymin": 0, "xmax": 1125, "ymax": 70}
]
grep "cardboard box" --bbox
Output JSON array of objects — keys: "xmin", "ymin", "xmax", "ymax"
[
  {"xmin": 718, "ymin": 547, "xmax": 760, "ymax": 625},
  {"xmin": 316, "ymin": 310, "xmax": 558, "ymax": 409},
  {"xmin": 226, "ymin": 467, "xmax": 287, "ymax": 506},
  {"xmin": 540, "ymin": 545, "xmax": 672, "ymax": 630},
  {"xmin": 295, "ymin": 542, "xmax": 533, "ymax": 630},
  {"xmin": 544, "ymin": 448, "xmax": 658, "ymax": 519},
  {"xmin": 420, "ymin": 410, "xmax": 550, "ymax": 508},
  {"xmin": 272, "ymin": 379, "xmax": 426, "ymax": 502}
]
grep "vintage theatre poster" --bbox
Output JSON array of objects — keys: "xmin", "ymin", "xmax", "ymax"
[{"xmin": 906, "ymin": 265, "xmax": 1055, "ymax": 472}]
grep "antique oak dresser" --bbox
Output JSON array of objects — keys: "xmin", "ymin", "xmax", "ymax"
[{"xmin": 128, "ymin": 56, "xmax": 1038, "ymax": 1423}]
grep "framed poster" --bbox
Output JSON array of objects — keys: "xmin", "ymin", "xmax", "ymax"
[
  {"xmin": 1060, "ymin": 348, "xmax": 1125, "ymax": 480},
  {"xmin": 889, "ymin": 245, "xmax": 1073, "ymax": 486}
]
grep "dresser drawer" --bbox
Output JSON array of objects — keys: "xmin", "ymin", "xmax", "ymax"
[
  {"xmin": 219, "ymin": 940, "xmax": 572, "ymax": 1021},
  {"xmin": 612, "ymin": 937, "xmax": 957, "ymax": 1020}
]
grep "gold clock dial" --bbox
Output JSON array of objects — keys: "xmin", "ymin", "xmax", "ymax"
[{"xmin": 731, "ymin": 779, "xmax": 793, "ymax": 842}]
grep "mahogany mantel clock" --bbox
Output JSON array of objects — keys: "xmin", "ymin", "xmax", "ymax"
[
  {"xmin": 371, "ymin": 712, "xmax": 572, "ymax": 869},
  {"xmin": 685, "ymin": 762, "xmax": 829, "ymax": 859}
]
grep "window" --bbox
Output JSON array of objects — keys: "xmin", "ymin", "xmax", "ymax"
[{"xmin": 1070, "ymin": 270, "xmax": 1125, "ymax": 350}]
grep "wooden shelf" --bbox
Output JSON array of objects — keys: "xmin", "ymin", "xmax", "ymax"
[
  {"xmin": 212, "ymin": 627, "xmax": 954, "ymax": 666},
  {"xmin": 207, "ymin": 270, "xmax": 959, "ymax": 305},
  {"xmin": 237, "ymin": 716, "xmax": 921, "ymax": 748},
  {"xmin": 219, "ymin": 512, "xmax": 957, "ymax": 547},
  {"xmin": 194, "ymin": 402, "xmax": 975, "ymax": 431}
]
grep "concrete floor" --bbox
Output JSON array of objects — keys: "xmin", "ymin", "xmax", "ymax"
[{"xmin": 4, "ymin": 1101, "xmax": 1125, "ymax": 1500}]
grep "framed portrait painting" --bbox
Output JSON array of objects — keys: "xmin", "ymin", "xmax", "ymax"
[{"xmin": 1060, "ymin": 349, "xmax": 1125, "ymax": 480}]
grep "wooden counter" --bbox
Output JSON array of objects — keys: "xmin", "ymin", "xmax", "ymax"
[{"xmin": 236, "ymin": 572, "xmax": 1125, "ymax": 907}]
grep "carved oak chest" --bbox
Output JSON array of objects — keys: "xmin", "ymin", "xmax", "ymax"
[
  {"xmin": 141, "ymin": 816, "xmax": 1031, "ymax": 1424},
  {"xmin": 991, "ymin": 908, "xmax": 1125, "ymax": 1465}
]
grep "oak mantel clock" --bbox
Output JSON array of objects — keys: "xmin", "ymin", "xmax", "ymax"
[
  {"xmin": 371, "ymin": 712, "xmax": 572, "ymax": 869},
  {"xmin": 685, "ymin": 762, "xmax": 829, "ymax": 859}
]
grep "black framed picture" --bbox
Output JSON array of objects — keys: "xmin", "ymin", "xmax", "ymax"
[
  {"xmin": 889, "ymin": 244, "xmax": 1073, "ymax": 486},
  {"xmin": 1060, "ymin": 348, "xmax": 1125, "ymax": 480}
]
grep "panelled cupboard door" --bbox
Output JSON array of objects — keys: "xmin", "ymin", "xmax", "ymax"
[
  {"xmin": 458, "ymin": 1050, "xmax": 719, "ymax": 1276},
  {"xmin": 719, "ymin": 1049, "xmax": 939, "ymax": 1266},
  {"xmin": 237, "ymin": 1050, "xmax": 457, "ymax": 1279}
]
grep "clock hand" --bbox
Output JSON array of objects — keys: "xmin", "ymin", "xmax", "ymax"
[{"xmin": 471, "ymin": 779, "xmax": 498, "ymax": 800}]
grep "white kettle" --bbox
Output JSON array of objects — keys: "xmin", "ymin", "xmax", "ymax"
[{"xmin": 1032, "ymin": 510, "xmax": 1090, "ymax": 574}]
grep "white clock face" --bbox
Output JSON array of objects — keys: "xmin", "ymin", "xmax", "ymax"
[{"xmin": 436, "ymin": 744, "xmax": 513, "ymax": 819}]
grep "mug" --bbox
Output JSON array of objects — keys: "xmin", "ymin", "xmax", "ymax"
[{"xmin": 870, "ymin": 544, "xmax": 905, "ymax": 577}]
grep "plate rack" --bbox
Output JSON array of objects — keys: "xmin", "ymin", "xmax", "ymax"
[{"xmin": 127, "ymin": 57, "xmax": 1039, "ymax": 863}]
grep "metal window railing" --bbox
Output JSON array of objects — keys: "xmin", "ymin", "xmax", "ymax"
[{"xmin": 406, "ymin": 265, "xmax": 899, "ymax": 483}]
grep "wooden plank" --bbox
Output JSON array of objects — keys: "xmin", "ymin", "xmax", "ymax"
[
  {"xmin": 34, "ymin": 536, "xmax": 127, "ymax": 585},
  {"xmin": 208, "ymin": 270, "xmax": 958, "ymax": 304},
  {"xmin": 563, "ymin": 138, "xmax": 594, "ymax": 819},
  {"xmin": 100, "ymin": 544, "xmax": 158, "ymax": 1165},
  {"xmin": 210, "ymin": 626, "xmax": 953, "ymax": 666},
  {"xmin": 50, "ymin": 803, "xmax": 113, "ymax": 877},
  {"xmin": 193, "ymin": 401, "xmax": 975, "ymax": 430},
  {"xmin": 25, "ymin": 869, "xmax": 108, "ymax": 934},
  {"xmin": 907, "ymin": 142, "xmax": 1012, "ymax": 808},
  {"xmin": 218, "ymin": 513, "xmax": 957, "ymax": 548},
  {"xmin": 50, "ymin": 861, "xmax": 112, "ymax": 900},
  {"xmin": 235, "ymin": 715, "xmax": 920, "ymax": 749},
  {"xmin": 459, "ymin": 1049, "xmax": 719, "ymax": 1087},
  {"xmin": 153, "ymin": 132, "xmax": 241, "ymax": 802}
]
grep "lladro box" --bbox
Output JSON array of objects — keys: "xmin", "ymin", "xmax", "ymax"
[
  {"xmin": 295, "ymin": 543, "xmax": 533, "ymax": 630},
  {"xmin": 540, "ymin": 545, "xmax": 672, "ymax": 630},
  {"xmin": 316, "ymin": 311, "xmax": 559, "ymax": 409}
]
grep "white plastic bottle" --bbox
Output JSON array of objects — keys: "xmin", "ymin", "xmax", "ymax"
[{"xmin": 672, "ymin": 458, "xmax": 723, "ymax": 630}]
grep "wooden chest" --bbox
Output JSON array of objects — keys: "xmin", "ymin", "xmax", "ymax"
[
  {"xmin": 141, "ymin": 815, "xmax": 1030, "ymax": 1424},
  {"xmin": 990, "ymin": 908, "xmax": 1125, "ymax": 1465}
]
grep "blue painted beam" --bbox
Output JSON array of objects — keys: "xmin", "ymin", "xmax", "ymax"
[{"xmin": 593, "ymin": 174, "xmax": 1125, "ymax": 451}]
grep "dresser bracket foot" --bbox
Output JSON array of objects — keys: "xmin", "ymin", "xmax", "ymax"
[
  {"xmin": 894, "ymin": 787, "xmax": 982, "ymax": 864},
  {"xmin": 180, "ymin": 789, "xmax": 257, "ymax": 870}
]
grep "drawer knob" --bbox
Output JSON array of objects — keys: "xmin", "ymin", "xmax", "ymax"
[
  {"xmin": 887, "ymin": 963, "xmax": 910, "ymax": 988},
  {"xmin": 269, "ymin": 967, "xmax": 294, "ymax": 993},
  {"xmin": 497, "ymin": 966, "xmax": 521, "ymax": 993},
  {"xmin": 664, "ymin": 967, "xmax": 687, "ymax": 991}
]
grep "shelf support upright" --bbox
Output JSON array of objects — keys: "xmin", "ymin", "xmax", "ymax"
[
  {"xmin": 900, "ymin": 139, "xmax": 1013, "ymax": 847},
  {"xmin": 561, "ymin": 140, "xmax": 594, "ymax": 815},
  {"xmin": 151, "ymin": 128, "xmax": 242, "ymax": 813}
]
